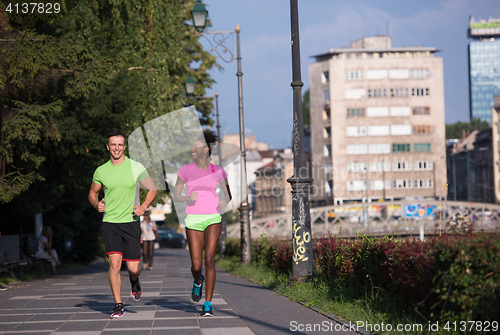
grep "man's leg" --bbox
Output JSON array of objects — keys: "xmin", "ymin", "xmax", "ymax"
[
  {"xmin": 108, "ymin": 253, "xmax": 123, "ymax": 304},
  {"xmin": 127, "ymin": 260, "xmax": 141, "ymax": 281}
]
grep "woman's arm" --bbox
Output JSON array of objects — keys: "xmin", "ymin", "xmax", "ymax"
[
  {"xmin": 218, "ymin": 177, "xmax": 232, "ymax": 210},
  {"xmin": 173, "ymin": 177, "xmax": 197, "ymax": 202}
]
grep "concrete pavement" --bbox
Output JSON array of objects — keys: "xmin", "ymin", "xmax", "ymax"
[{"xmin": 0, "ymin": 248, "xmax": 362, "ymax": 335}]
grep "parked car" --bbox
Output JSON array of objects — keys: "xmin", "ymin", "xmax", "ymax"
[{"xmin": 154, "ymin": 229, "xmax": 187, "ymax": 249}]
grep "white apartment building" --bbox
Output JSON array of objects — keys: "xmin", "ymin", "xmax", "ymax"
[{"xmin": 309, "ymin": 36, "xmax": 447, "ymax": 204}]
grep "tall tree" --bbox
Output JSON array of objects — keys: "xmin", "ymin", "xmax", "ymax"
[
  {"xmin": 0, "ymin": 1, "xmax": 216, "ymax": 260},
  {"xmin": 445, "ymin": 118, "xmax": 490, "ymax": 139}
]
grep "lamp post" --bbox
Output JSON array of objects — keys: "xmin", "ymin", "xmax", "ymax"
[
  {"xmin": 288, "ymin": 0, "xmax": 313, "ymax": 280},
  {"xmin": 190, "ymin": 1, "xmax": 252, "ymax": 264}
]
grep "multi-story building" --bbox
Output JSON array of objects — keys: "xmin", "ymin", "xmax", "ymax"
[
  {"xmin": 468, "ymin": 16, "xmax": 500, "ymax": 123},
  {"xmin": 309, "ymin": 36, "xmax": 447, "ymax": 204}
]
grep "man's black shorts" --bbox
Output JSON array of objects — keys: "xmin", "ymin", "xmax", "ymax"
[{"xmin": 102, "ymin": 221, "xmax": 141, "ymax": 261}]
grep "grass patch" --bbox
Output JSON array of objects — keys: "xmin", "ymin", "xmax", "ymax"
[{"xmin": 217, "ymin": 256, "xmax": 436, "ymax": 335}]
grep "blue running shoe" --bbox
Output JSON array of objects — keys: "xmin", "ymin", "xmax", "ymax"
[
  {"xmin": 202, "ymin": 301, "xmax": 213, "ymax": 317},
  {"xmin": 190, "ymin": 274, "xmax": 204, "ymax": 302}
]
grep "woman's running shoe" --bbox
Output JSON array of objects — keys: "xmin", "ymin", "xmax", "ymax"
[
  {"xmin": 110, "ymin": 303, "xmax": 124, "ymax": 318},
  {"xmin": 190, "ymin": 274, "xmax": 204, "ymax": 302},
  {"xmin": 202, "ymin": 301, "xmax": 213, "ymax": 317}
]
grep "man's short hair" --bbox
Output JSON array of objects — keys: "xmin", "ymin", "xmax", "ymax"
[{"xmin": 106, "ymin": 131, "xmax": 126, "ymax": 144}]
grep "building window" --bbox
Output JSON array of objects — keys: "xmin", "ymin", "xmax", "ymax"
[
  {"xmin": 345, "ymin": 89, "xmax": 366, "ymax": 99},
  {"xmin": 411, "ymin": 69, "xmax": 430, "ymax": 79},
  {"xmin": 411, "ymin": 88, "xmax": 429, "ymax": 97},
  {"xmin": 390, "ymin": 88, "xmax": 409, "ymax": 97},
  {"xmin": 345, "ymin": 70, "xmax": 364, "ymax": 80},
  {"xmin": 367, "ymin": 69, "xmax": 388, "ymax": 80},
  {"xmin": 346, "ymin": 126, "xmax": 367, "ymax": 137},
  {"xmin": 347, "ymin": 180, "xmax": 366, "ymax": 191},
  {"xmin": 393, "ymin": 179, "xmax": 412, "ymax": 189},
  {"xmin": 324, "ymin": 89, "xmax": 330, "ymax": 104},
  {"xmin": 414, "ymin": 160, "xmax": 433, "ymax": 171},
  {"xmin": 412, "ymin": 106, "xmax": 430, "ymax": 115},
  {"xmin": 367, "ymin": 107, "xmax": 389, "ymax": 117},
  {"xmin": 369, "ymin": 161, "xmax": 391, "ymax": 172},
  {"xmin": 347, "ymin": 161, "xmax": 366, "ymax": 172},
  {"xmin": 321, "ymin": 71, "xmax": 329, "ymax": 84},
  {"xmin": 413, "ymin": 125, "xmax": 431, "ymax": 134},
  {"xmin": 369, "ymin": 143, "xmax": 391, "ymax": 154},
  {"xmin": 414, "ymin": 179, "xmax": 433, "ymax": 189},
  {"xmin": 367, "ymin": 88, "xmax": 387, "ymax": 98},
  {"xmin": 414, "ymin": 143, "xmax": 431, "ymax": 152},
  {"xmin": 391, "ymin": 124, "xmax": 412, "ymax": 136},
  {"xmin": 346, "ymin": 108, "xmax": 365, "ymax": 117},
  {"xmin": 393, "ymin": 161, "xmax": 412, "ymax": 171},
  {"xmin": 370, "ymin": 180, "xmax": 392, "ymax": 190},
  {"xmin": 346, "ymin": 144, "xmax": 367, "ymax": 155},
  {"xmin": 368, "ymin": 125, "xmax": 390, "ymax": 136},
  {"xmin": 393, "ymin": 143, "xmax": 410, "ymax": 152},
  {"xmin": 389, "ymin": 69, "xmax": 409, "ymax": 79},
  {"xmin": 390, "ymin": 106, "xmax": 411, "ymax": 116}
]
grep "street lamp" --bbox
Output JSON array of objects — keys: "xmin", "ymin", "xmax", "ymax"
[
  {"xmin": 185, "ymin": 75, "xmax": 196, "ymax": 96},
  {"xmin": 191, "ymin": 1, "xmax": 208, "ymax": 31},
  {"xmin": 190, "ymin": 5, "xmax": 252, "ymax": 264},
  {"xmin": 288, "ymin": 0, "xmax": 313, "ymax": 280}
]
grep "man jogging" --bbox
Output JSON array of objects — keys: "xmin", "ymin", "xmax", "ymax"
[{"xmin": 88, "ymin": 131, "xmax": 157, "ymax": 318}]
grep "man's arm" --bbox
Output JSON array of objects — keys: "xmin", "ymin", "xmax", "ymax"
[
  {"xmin": 133, "ymin": 176, "xmax": 157, "ymax": 216},
  {"xmin": 88, "ymin": 182, "xmax": 105, "ymax": 212}
]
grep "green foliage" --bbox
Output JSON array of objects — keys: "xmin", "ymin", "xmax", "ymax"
[
  {"xmin": 223, "ymin": 233, "xmax": 500, "ymax": 330},
  {"xmin": 445, "ymin": 118, "xmax": 490, "ymax": 139},
  {"xmin": 0, "ymin": 0, "xmax": 216, "ymax": 263},
  {"xmin": 428, "ymin": 234, "xmax": 500, "ymax": 321}
]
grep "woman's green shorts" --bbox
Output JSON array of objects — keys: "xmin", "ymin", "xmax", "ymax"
[{"xmin": 185, "ymin": 214, "xmax": 221, "ymax": 232}]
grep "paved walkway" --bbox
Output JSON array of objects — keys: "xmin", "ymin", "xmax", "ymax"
[{"xmin": 0, "ymin": 248, "xmax": 361, "ymax": 335}]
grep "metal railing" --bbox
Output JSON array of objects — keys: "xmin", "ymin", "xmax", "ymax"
[{"xmin": 227, "ymin": 200, "xmax": 500, "ymax": 239}]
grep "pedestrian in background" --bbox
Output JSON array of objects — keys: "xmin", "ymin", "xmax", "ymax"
[
  {"xmin": 35, "ymin": 226, "xmax": 62, "ymax": 274},
  {"xmin": 140, "ymin": 211, "xmax": 157, "ymax": 270}
]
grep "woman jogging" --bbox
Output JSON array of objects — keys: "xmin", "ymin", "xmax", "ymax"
[{"xmin": 173, "ymin": 129, "xmax": 231, "ymax": 317}]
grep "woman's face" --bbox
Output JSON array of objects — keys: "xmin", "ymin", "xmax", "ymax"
[{"xmin": 191, "ymin": 140, "xmax": 207, "ymax": 160}]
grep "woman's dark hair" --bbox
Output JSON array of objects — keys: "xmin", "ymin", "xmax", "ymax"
[{"xmin": 198, "ymin": 128, "xmax": 218, "ymax": 157}]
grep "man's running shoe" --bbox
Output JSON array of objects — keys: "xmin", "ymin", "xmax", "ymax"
[
  {"xmin": 110, "ymin": 303, "xmax": 124, "ymax": 318},
  {"xmin": 201, "ymin": 301, "xmax": 213, "ymax": 317},
  {"xmin": 190, "ymin": 274, "xmax": 204, "ymax": 302},
  {"xmin": 130, "ymin": 277, "xmax": 142, "ymax": 301}
]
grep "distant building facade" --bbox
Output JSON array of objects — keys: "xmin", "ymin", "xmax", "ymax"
[
  {"xmin": 468, "ymin": 16, "xmax": 500, "ymax": 123},
  {"xmin": 309, "ymin": 36, "xmax": 447, "ymax": 204},
  {"xmin": 253, "ymin": 150, "xmax": 293, "ymax": 218}
]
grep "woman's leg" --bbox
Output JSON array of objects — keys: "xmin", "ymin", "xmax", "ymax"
[
  {"xmin": 203, "ymin": 223, "xmax": 222, "ymax": 302},
  {"xmin": 186, "ymin": 228, "xmax": 205, "ymax": 285},
  {"xmin": 147, "ymin": 241, "xmax": 154, "ymax": 268},
  {"xmin": 143, "ymin": 241, "xmax": 150, "ymax": 269}
]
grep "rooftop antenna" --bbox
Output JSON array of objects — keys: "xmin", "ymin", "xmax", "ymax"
[
  {"xmin": 386, "ymin": 21, "xmax": 389, "ymax": 36},
  {"xmin": 362, "ymin": 22, "xmax": 365, "ymax": 37},
  {"xmin": 349, "ymin": 25, "xmax": 352, "ymax": 44}
]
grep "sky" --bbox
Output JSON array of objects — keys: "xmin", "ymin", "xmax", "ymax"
[{"xmin": 195, "ymin": 0, "xmax": 500, "ymax": 149}]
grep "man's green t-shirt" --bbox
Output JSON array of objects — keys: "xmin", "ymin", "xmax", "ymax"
[{"xmin": 92, "ymin": 157, "xmax": 149, "ymax": 223}]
